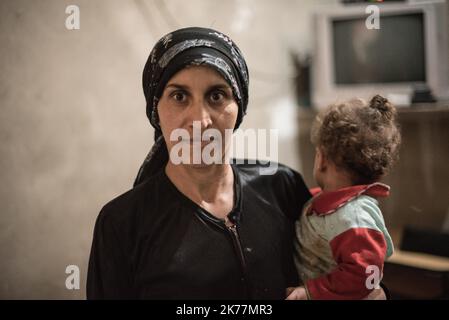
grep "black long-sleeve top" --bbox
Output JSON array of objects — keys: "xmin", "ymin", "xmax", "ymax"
[{"xmin": 87, "ymin": 161, "xmax": 311, "ymax": 299}]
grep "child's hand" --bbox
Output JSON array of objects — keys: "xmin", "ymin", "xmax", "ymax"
[{"xmin": 285, "ymin": 286, "xmax": 308, "ymax": 300}]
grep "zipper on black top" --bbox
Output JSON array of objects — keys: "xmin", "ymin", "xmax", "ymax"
[{"xmin": 225, "ymin": 217, "xmax": 252, "ymax": 299}]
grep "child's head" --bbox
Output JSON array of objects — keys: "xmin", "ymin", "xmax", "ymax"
[{"xmin": 311, "ymin": 95, "xmax": 401, "ymax": 188}]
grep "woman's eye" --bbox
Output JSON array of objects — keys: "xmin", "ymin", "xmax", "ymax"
[
  {"xmin": 171, "ymin": 91, "xmax": 187, "ymax": 103},
  {"xmin": 209, "ymin": 91, "xmax": 225, "ymax": 103}
]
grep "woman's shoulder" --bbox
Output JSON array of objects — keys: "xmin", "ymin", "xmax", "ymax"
[
  {"xmin": 97, "ymin": 170, "xmax": 166, "ymax": 225},
  {"xmin": 233, "ymin": 159, "xmax": 308, "ymax": 190},
  {"xmin": 232, "ymin": 159, "xmax": 301, "ymax": 179},
  {"xmin": 233, "ymin": 159, "xmax": 312, "ymax": 220}
]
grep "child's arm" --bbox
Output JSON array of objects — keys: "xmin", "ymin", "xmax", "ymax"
[{"xmin": 305, "ymin": 205, "xmax": 390, "ymax": 300}]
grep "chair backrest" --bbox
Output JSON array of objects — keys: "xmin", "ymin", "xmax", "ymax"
[{"xmin": 400, "ymin": 226, "xmax": 449, "ymax": 258}]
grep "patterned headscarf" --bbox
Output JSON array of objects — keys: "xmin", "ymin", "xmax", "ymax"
[{"xmin": 134, "ymin": 27, "xmax": 250, "ymax": 186}]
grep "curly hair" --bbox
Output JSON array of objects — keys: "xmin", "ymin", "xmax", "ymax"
[{"xmin": 311, "ymin": 95, "xmax": 401, "ymax": 184}]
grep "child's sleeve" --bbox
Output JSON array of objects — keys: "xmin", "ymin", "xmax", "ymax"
[{"xmin": 305, "ymin": 203, "xmax": 389, "ymax": 300}]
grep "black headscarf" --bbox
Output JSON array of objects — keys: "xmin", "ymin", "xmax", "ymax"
[{"xmin": 134, "ymin": 27, "xmax": 249, "ymax": 186}]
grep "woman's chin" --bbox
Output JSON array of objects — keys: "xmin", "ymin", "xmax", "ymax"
[{"xmin": 186, "ymin": 162, "xmax": 217, "ymax": 170}]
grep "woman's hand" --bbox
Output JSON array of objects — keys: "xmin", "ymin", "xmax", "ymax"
[
  {"xmin": 285, "ymin": 286, "xmax": 308, "ymax": 300},
  {"xmin": 363, "ymin": 288, "xmax": 386, "ymax": 300},
  {"xmin": 285, "ymin": 286, "xmax": 386, "ymax": 300}
]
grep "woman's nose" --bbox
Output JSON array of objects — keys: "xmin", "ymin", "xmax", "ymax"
[{"xmin": 187, "ymin": 99, "xmax": 212, "ymax": 129}]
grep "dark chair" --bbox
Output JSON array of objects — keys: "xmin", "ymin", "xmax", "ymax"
[
  {"xmin": 400, "ymin": 226, "xmax": 449, "ymax": 258},
  {"xmin": 382, "ymin": 225, "xmax": 449, "ymax": 299}
]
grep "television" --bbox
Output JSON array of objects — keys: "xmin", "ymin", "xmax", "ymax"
[{"xmin": 311, "ymin": 0, "xmax": 449, "ymax": 109}]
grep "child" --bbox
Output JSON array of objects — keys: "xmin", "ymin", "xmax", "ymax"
[{"xmin": 287, "ymin": 95, "xmax": 401, "ymax": 300}]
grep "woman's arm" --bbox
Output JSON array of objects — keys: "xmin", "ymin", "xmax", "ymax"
[
  {"xmin": 286, "ymin": 285, "xmax": 387, "ymax": 300},
  {"xmin": 86, "ymin": 208, "xmax": 134, "ymax": 299}
]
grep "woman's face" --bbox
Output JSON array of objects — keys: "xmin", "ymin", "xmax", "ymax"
[{"xmin": 157, "ymin": 65, "xmax": 239, "ymax": 167}]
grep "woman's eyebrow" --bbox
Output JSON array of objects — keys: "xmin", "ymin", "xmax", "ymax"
[
  {"xmin": 207, "ymin": 84, "xmax": 232, "ymax": 91},
  {"xmin": 165, "ymin": 83, "xmax": 231, "ymax": 91},
  {"xmin": 165, "ymin": 83, "xmax": 189, "ymax": 90}
]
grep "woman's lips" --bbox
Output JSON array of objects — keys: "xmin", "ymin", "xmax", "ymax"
[{"xmin": 178, "ymin": 139, "xmax": 213, "ymax": 146}]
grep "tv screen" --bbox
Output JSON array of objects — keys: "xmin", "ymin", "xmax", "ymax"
[{"xmin": 332, "ymin": 13, "xmax": 426, "ymax": 84}]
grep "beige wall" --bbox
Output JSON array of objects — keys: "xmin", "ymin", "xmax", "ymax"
[{"xmin": 0, "ymin": 0, "xmax": 340, "ymax": 299}]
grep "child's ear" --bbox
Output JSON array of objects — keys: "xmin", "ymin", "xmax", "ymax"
[{"xmin": 316, "ymin": 147, "xmax": 327, "ymax": 172}]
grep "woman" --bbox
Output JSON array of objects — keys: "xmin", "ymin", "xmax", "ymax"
[{"xmin": 86, "ymin": 27, "xmax": 384, "ymax": 300}]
